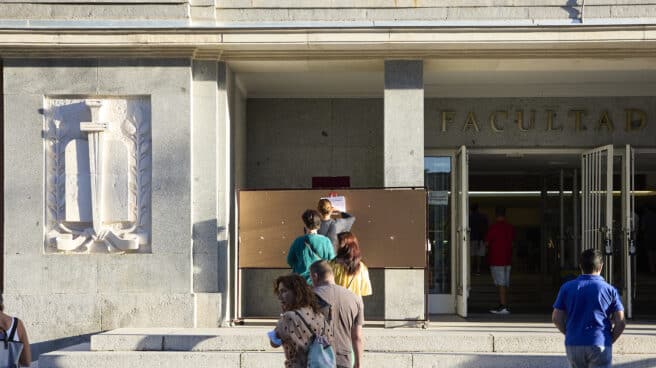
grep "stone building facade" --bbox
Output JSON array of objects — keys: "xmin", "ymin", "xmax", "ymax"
[{"xmin": 2, "ymin": 0, "xmax": 656, "ymax": 356}]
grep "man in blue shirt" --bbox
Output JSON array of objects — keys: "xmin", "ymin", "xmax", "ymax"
[{"xmin": 552, "ymin": 249, "xmax": 626, "ymax": 368}]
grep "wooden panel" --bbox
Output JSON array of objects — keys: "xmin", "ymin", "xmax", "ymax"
[{"xmin": 239, "ymin": 188, "xmax": 426, "ymax": 268}]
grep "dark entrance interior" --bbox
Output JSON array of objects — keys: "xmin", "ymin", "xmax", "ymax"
[
  {"xmin": 467, "ymin": 151, "xmax": 656, "ymax": 317},
  {"xmin": 633, "ymin": 152, "xmax": 656, "ymax": 318}
]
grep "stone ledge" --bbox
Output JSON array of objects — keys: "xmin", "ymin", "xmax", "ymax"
[
  {"xmin": 39, "ymin": 350, "xmax": 242, "ymax": 368},
  {"xmin": 91, "ymin": 328, "xmax": 493, "ymax": 352},
  {"xmin": 493, "ymin": 333, "xmax": 565, "ymax": 353},
  {"xmin": 216, "ymin": 0, "xmax": 656, "ymax": 9},
  {"xmin": 39, "ymin": 349, "xmax": 656, "ymax": 368},
  {"xmin": 90, "ymin": 327, "xmax": 656, "ymax": 354}
]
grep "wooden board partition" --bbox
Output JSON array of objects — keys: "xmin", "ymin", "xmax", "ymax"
[{"xmin": 238, "ymin": 188, "xmax": 426, "ymax": 268}]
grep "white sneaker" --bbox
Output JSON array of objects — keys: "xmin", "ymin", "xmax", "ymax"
[{"xmin": 490, "ymin": 306, "xmax": 510, "ymax": 315}]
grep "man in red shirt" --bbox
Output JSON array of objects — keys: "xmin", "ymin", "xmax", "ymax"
[{"xmin": 485, "ymin": 206, "xmax": 515, "ymax": 314}]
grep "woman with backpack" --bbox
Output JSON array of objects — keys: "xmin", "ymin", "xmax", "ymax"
[
  {"xmin": 269, "ymin": 274, "xmax": 334, "ymax": 368},
  {"xmin": 0, "ymin": 294, "xmax": 31, "ymax": 367},
  {"xmin": 330, "ymin": 232, "xmax": 372, "ymax": 297}
]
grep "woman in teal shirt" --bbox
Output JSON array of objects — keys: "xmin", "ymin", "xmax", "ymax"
[{"xmin": 287, "ymin": 209, "xmax": 335, "ymax": 284}]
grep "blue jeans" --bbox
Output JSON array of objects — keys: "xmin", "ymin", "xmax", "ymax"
[{"xmin": 566, "ymin": 345, "xmax": 612, "ymax": 368}]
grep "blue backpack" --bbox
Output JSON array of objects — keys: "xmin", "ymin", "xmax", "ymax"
[{"xmin": 294, "ymin": 311, "xmax": 336, "ymax": 368}]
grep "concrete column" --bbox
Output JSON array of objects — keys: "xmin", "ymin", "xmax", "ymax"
[
  {"xmin": 384, "ymin": 60, "xmax": 424, "ymax": 187},
  {"xmin": 216, "ymin": 62, "xmax": 237, "ymax": 326},
  {"xmin": 191, "ymin": 61, "xmax": 240, "ymax": 327},
  {"xmin": 191, "ymin": 60, "xmax": 221, "ymax": 327},
  {"xmin": 383, "ymin": 60, "xmax": 425, "ymax": 327}
]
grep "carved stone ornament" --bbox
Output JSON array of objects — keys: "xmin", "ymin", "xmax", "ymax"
[{"xmin": 43, "ymin": 97, "xmax": 151, "ymax": 253}]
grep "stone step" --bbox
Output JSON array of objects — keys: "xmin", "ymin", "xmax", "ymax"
[
  {"xmin": 86, "ymin": 326, "xmax": 656, "ymax": 355},
  {"xmin": 38, "ymin": 323, "xmax": 656, "ymax": 368},
  {"xmin": 38, "ymin": 347, "xmax": 656, "ymax": 368}
]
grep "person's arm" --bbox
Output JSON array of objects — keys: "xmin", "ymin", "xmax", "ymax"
[
  {"xmin": 359, "ymin": 263, "xmax": 373, "ymax": 296},
  {"xmin": 271, "ymin": 316, "xmax": 289, "ymax": 348},
  {"xmin": 611, "ymin": 310, "xmax": 626, "ymax": 343},
  {"xmin": 340, "ymin": 211, "xmax": 354, "ymax": 220},
  {"xmin": 17, "ymin": 319, "xmax": 31, "ymax": 367},
  {"xmin": 552, "ymin": 308, "xmax": 567, "ymax": 335},
  {"xmin": 351, "ymin": 323, "xmax": 363, "ymax": 368},
  {"xmin": 323, "ymin": 238, "xmax": 336, "ymax": 260},
  {"xmin": 335, "ymin": 215, "xmax": 356, "ymax": 233},
  {"xmin": 327, "ymin": 224, "xmax": 339, "ymax": 250}
]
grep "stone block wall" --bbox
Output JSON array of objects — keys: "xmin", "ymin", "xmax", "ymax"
[
  {"xmin": 240, "ymin": 268, "xmax": 384, "ymax": 320},
  {"xmin": 0, "ymin": 0, "xmax": 189, "ymax": 24},
  {"xmin": 216, "ymin": 0, "xmax": 656, "ymax": 24},
  {"xmin": 2, "ymin": 0, "xmax": 655, "ymax": 26},
  {"xmin": 246, "ymin": 98, "xmax": 384, "ymax": 189},
  {"xmin": 247, "ymin": 98, "xmax": 656, "ymax": 173},
  {"xmin": 2, "ymin": 58, "xmax": 193, "ymax": 353}
]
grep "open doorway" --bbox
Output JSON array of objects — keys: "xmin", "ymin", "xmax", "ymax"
[
  {"xmin": 466, "ymin": 151, "xmax": 581, "ymax": 314},
  {"xmin": 633, "ymin": 150, "xmax": 656, "ymax": 318},
  {"xmin": 459, "ymin": 148, "xmax": 656, "ymax": 318}
]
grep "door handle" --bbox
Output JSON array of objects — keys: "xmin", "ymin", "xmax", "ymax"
[
  {"xmin": 628, "ymin": 231, "xmax": 637, "ymax": 256},
  {"xmin": 605, "ymin": 237, "xmax": 613, "ymax": 256},
  {"xmin": 601, "ymin": 226, "xmax": 613, "ymax": 255}
]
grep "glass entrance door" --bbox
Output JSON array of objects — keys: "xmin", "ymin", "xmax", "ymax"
[
  {"xmin": 581, "ymin": 144, "xmax": 637, "ymax": 317},
  {"xmin": 425, "ymin": 156, "xmax": 453, "ymax": 314}
]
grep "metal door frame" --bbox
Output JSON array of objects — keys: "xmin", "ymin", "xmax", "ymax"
[
  {"xmin": 425, "ymin": 146, "xmax": 640, "ymax": 315},
  {"xmin": 581, "ymin": 145, "xmax": 614, "ymax": 282},
  {"xmin": 426, "ymin": 147, "xmax": 589, "ymax": 316},
  {"xmin": 425, "ymin": 152, "xmax": 457, "ymax": 314},
  {"xmin": 455, "ymin": 146, "xmax": 469, "ymax": 317},
  {"xmin": 621, "ymin": 145, "xmax": 635, "ymax": 318}
]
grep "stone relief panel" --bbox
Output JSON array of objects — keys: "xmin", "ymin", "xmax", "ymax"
[{"xmin": 43, "ymin": 97, "xmax": 152, "ymax": 253}]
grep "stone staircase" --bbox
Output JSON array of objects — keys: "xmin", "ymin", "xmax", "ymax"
[{"xmin": 37, "ymin": 320, "xmax": 656, "ymax": 368}]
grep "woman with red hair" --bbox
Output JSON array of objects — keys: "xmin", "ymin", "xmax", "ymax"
[{"xmin": 330, "ymin": 232, "xmax": 372, "ymax": 297}]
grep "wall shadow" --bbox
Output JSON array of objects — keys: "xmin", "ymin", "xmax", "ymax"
[
  {"xmin": 31, "ymin": 333, "xmax": 95, "ymax": 362},
  {"xmin": 615, "ymin": 358, "xmax": 656, "ymax": 368}
]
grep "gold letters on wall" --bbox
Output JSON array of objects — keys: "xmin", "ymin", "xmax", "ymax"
[{"xmin": 439, "ymin": 108, "xmax": 648, "ymax": 134}]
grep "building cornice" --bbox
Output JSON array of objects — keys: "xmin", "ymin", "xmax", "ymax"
[{"xmin": 1, "ymin": 24, "xmax": 656, "ymax": 59}]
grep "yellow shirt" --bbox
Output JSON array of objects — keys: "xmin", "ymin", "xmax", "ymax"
[{"xmin": 330, "ymin": 260, "xmax": 372, "ymax": 296}]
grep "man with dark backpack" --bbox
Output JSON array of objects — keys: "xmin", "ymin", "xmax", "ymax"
[{"xmin": 310, "ymin": 260, "xmax": 364, "ymax": 368}]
